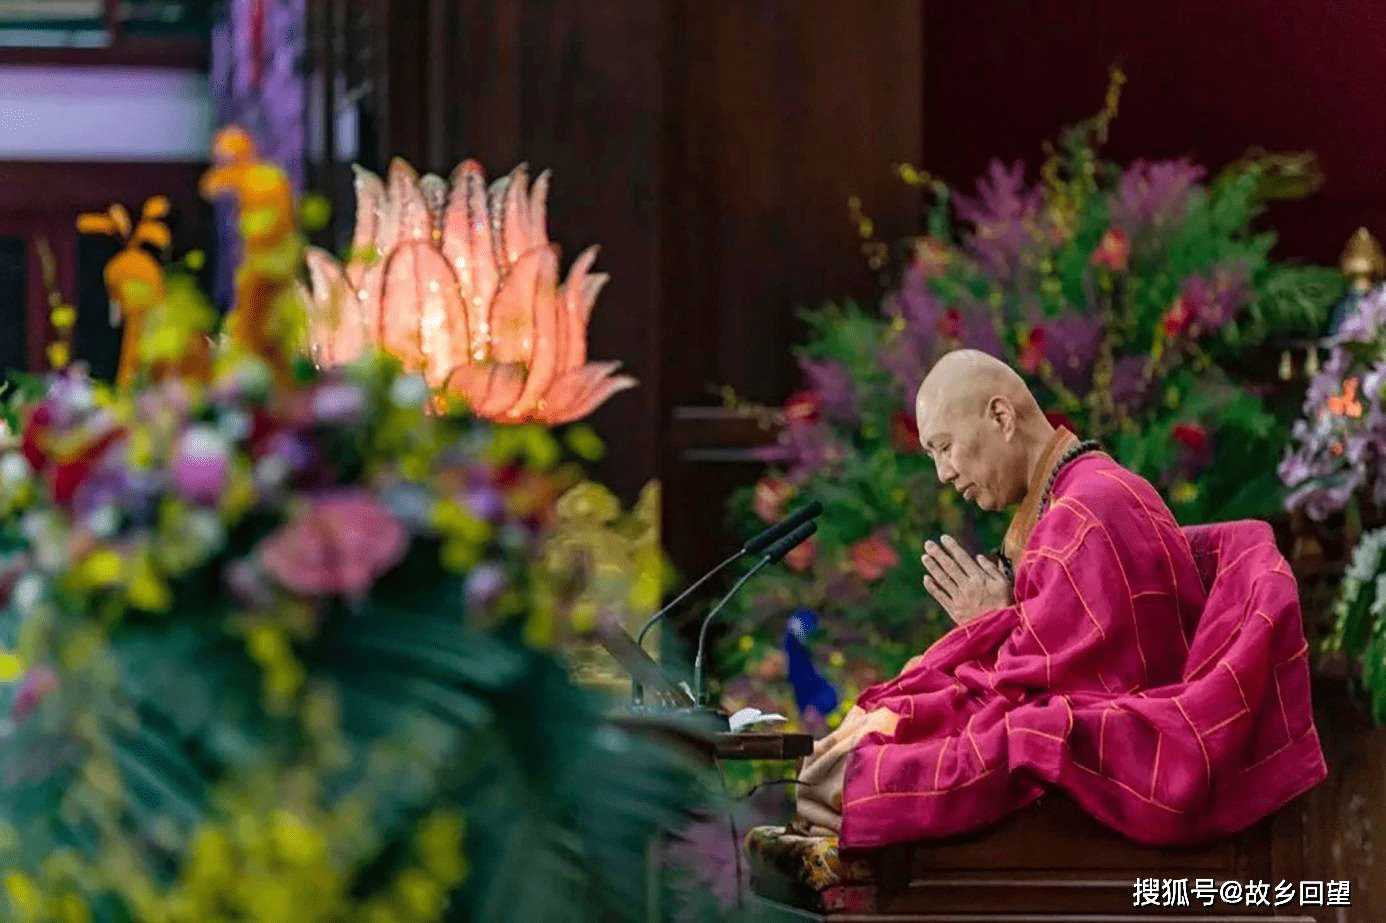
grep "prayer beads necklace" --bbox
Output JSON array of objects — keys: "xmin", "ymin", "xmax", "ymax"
[{"xmin": 996, "ymin": 439, "xmax": 1102, "ymax": 583}]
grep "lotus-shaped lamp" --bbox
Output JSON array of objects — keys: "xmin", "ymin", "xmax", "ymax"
[{"xmin": 300, "ymin": 158, "xmax": 636, "ymax": 424}]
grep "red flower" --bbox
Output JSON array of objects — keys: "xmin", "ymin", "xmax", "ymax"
[
  {"xmin": 21, "ymin": 407, "xmax": 124, "ymax": 508},
  {"xmin": 19, "ymin": 404, "xmax": 53, "ymax": 472},
  {"xmin": 889, "ymin": 411, "xmax": 920, "ymax": 453},
  {"xmin": 1163, "ymin": 296, "xmax": 1193, "ymax": 338},
  {"xmin": 1090, "ymin": 228, "xmax": 1130, "ymax": 272},
  {"xmin": 785, "ymin": 537, "xmax": 816, "ymax": 571},
  {"xmin": 1172, "ymin": 422, "xmax": 1208, "ymax": 455},
  {"xmin": 753, "ymin": 476, "xmax": 794, "ymax": 523},
  {"xmin": 938, "ymin": 308, "xmax": 964, "ymax": 341},
  {"xmin": 849, "ymin": 534, "xmax": 899, "ymax": 582},
  {"xmin": 783, "ymin": 390, "xmax": 821, "ymax": 426},
  {"xmin": 1045, "ymin": 410, "xmax": 1076, "ymax": 432},
  {"xmin": 1018, "ymin": 325, "xmax": 1047, "ymax": 373}
]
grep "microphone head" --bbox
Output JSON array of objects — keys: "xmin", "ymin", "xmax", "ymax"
[
  {"xmin": 743, "ymin": 500, "xmax": 824, "ymax": 555},
  {"xmin": 764, "ymin": 520, "xmax": 817, "ymax": 564}
]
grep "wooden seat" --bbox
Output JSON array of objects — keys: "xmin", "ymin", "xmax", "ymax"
[{"xmin": 746, "ymin": 794, "xmax": 1313, "ymax": 921}]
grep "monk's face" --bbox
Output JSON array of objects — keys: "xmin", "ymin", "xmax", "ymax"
[{"xmin": 916, "ymin": 392, "xmax": 1026, "ymax": 511}]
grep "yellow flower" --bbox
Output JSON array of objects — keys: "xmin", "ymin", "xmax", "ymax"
[
  {"xmin": 416, "ymin": 811, "xmax": 467, "ymax": 885},
  {"xmin": 4, "ymin": 871, "xmax": 36, "ymax": 917},
  {"xmin": 1172, "ymin": 482, "xmax": 1199, "ymax": 505},
  {"xmin": 47, "ymin": 341, "xmax": 70, "ymax": 369},
  {"xmin": 127, "ymin": 556, "xmax": 172, "ymax": 612},
  {"xmin": 69, "ymin": 548, "xmax": 124, "ymax": 591},
  {"xmin": 0, "ymin": 650, "xmax": 24, "ymax": 682}
]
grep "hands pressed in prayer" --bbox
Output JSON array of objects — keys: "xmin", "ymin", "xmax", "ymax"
[{"xmin": 922, "ymin": 535, "xmax": 1012, "ymax": 626}]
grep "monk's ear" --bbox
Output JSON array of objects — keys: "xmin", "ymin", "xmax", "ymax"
[{"xmin": 987, "ymin": 396, "xmax": 1016, "ymax": 438}]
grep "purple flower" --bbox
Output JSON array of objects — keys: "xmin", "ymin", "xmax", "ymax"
[
  {"xmin": 1109, "ymin": 159, "xmax": 1206, "ymax": 233},
  {"xmin": 798, "ymin": 358, "xmax": 857, "ymax": 423},
  {"xmin": 464, "ymin": 562, "xmax": 507, "ymax": 609},
  {"xmin": 170, "ymin": 425, "xmax": 232, "ymax": 505},
  {"xmin": 886, "ymin": 267, "xmax": 946, "ymax": 336},
  {"xmin": 311, "ymin": 381, "xmax": 366, "ymax": 425},
  {"xmin": 952, "ymin": 160, "xmax": 1045, "ymax": 280},
  {"xmin": 881, "ymin": 333, "xmax": 929, "ymax": 405},
  {"xmin": 1109, "ymin": 355, "xmax": 1155, "ymax": 415},
  {"xmin": 1042, "ymin": 312, "xmax": 1103, "ymax": 391},
  {"xmin": 464, "ymin": 485, "xmax": 506, "ymax": 523},
  {"xmin": 266, "ymin": 431, "xmax": 316, "ymax": 474},
  {"xmin": 1180, "ymin": 265, "xmax": 1249, "ymax": 330}
]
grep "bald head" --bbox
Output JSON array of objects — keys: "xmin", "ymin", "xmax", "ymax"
[
  {"xmin": 914, "ymin": 350, "xmax": 1054, "ymax": 511},
  {"xmin": 915, "ymin": 350, "xmax": 1043, "ymax": 425}
]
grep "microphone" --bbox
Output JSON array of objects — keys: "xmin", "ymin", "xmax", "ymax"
[
  {"xmin": 691, "ymin": 519, "xmax": 817, "ymax": 706},
  {"xmin": 630, "ymin": 501, "xmax": 822, "ymax": 701}
]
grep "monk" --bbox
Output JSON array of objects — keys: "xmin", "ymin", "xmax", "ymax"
[{"xmin": 794, "ymin": 349, "xmax": 1326, "ymax": 849}]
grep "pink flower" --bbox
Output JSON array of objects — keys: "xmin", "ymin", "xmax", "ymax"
[
  {"xmin": 753, "ymin": 477, "xmax": 794, "ymax": 524},
  {"xmin": 1090, "ymin": 228, "xmax": 1130, "ymax": 272},
  {"xmin": 170, "ymin": 425, "xmax": 231, "ymax": 504},
  {"xmin": 257, "ymin": 489, "xmax": 409, "ymax": 600},
  {"xmin": 785, "ymin": 536, "xmax": 816, "ymax": 572},
  {"xmin": 849, "ymin": 534, "xmax": 899, "ymax": 582},
  {"xmin": 11, "ymin": 665, "xmax": 58, "ymax": 722}
]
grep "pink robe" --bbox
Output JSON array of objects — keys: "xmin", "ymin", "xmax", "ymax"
[{"xmin": 840, "ymin": 453, "xmax": 1327, "ymax": 850}]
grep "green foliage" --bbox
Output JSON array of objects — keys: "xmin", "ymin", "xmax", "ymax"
[{"xmin": 1328, "ymin": 527, "xmax": 1386, "ymax": 725}]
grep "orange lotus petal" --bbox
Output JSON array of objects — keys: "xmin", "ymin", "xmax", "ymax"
[
  {"xmin": 549, "ymin": 364, "xmax": 637, "ymax": 424},
  {"xmin": 379, "ymin": 242, "xmax": 455, "ymax": 376},
  {"xmin": 506, "ymin": 245, "xmax": 561, "ymax": 418},
  {"xmin": 445, "ymin": 361, "xmax": 527, "ymax": 419},
  {"xmin": 487, "ymin": 246, "xmax": 544, "ymax": 365},
  {"xmin": 385, "ymin": 242, "xmax": 467, "ymax": 389},
  {"xmin": 528, "ymin": 169, "xmax": 551, "ymax": 245},
  {"xmin": 556, "ymin": 246, "xmax": 598, "ymax": 372},
  {"xmin": 441, "ymin": 160, "xmax": 499, "ymax": 360},
  {"xmin": 500, "ymin": 164, "xmax": 536, "ymax": 266},
  {"xmin": 347, "ymin": 165, "xmax": 386, "ymax": 287},
  {"xmin": 537, "ymin": 361, "xmax": 620, "ymax": 422},
  {"xmin": 419, "ymin": 173, "xmax": 447, "ymax": 239},
  {"xmin": 389, "ymin": 158, "xmax": 433, "ymax": 245},
  {"xmin": 372, "ymin": 165, "xmax": 403, "ymax": 265},
  {"xmin": 303, "ymin": 247, "xmax": 364, "ymax": 365}
]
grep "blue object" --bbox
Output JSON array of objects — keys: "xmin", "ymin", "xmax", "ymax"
[{"xmin": 784, "ymin": 608, "xmax": 840, "ymax": 718}]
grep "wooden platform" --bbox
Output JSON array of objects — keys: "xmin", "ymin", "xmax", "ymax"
[{"xmin": 748, "ymin": 794, "xmax": 1316, "ymax": 921}]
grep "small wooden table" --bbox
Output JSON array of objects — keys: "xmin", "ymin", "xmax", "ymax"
[{"xmin": 715, "ymin": 731, "xmax": 813, "ymax": 762}]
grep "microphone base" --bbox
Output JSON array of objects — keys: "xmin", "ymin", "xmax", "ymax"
[{"xmin": 612, "ymin": 704, "xmax": 730, "ymax": 733}]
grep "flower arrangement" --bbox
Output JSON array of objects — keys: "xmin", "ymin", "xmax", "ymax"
[
  {"xmin": 717, "ymin": 71, "xmax": 1341, "ymax": 737},
  {"xmin": 0, "ymin": 129, "xmax": 708, "ymax": 923},
  {"xmin": 1279, "ymin": 283, "xmax": 1386, "ymax": 724}
]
